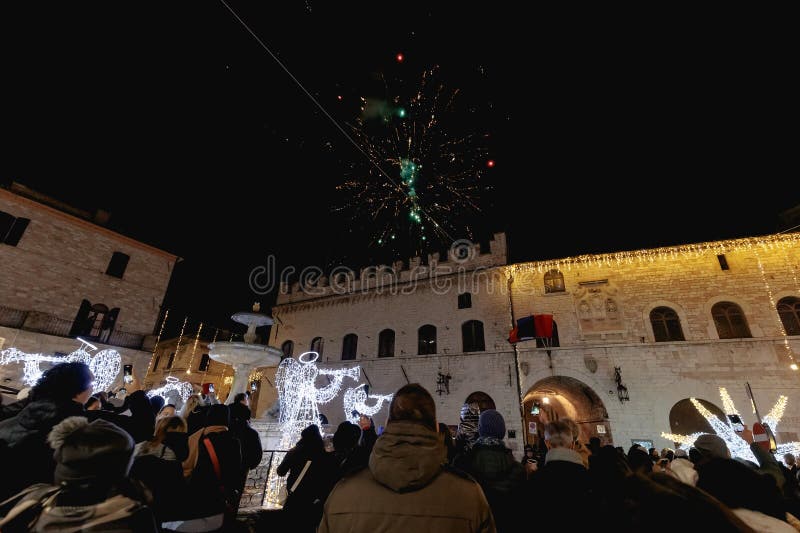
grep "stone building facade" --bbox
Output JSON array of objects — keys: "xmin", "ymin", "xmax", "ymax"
[
  {"xmin": 264, "ymin": 232, "xmax": 800, "ymax": 457},
  {"xmin": 144, "ymin": 334, "xmax": 229, "ymax": 402},
  {"xmin": 0, "ymin": 185, "xmax": 179, "ymax": 397}
]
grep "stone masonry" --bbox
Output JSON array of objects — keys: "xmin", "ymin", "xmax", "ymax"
[{"xmin": 266, "ymin": 232, "xmax": 800, "ymax": 457}]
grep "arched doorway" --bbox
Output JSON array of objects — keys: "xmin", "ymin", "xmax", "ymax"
[
  {"xmin": 668, "ymin": 398, "xmax": 726, "ymax": 435},
  {"xmin": 522, "ymin": 376, "xmax": 612, "ymax": 449}
]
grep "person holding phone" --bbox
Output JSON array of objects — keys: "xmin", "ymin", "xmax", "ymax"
[{"xmin": 123, "ymin": 364, "xmax": 134, "ymax": 384}]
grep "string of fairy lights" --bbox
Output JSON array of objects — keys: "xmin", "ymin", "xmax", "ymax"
[
  {"xmin": 753, "ymin": 247, "xmax": 798, "ymax": 369},
  {"xmin": 144, "ymin": 309, "xmax": 169, "ymax": 382},
  {"xmin": 186, "ymin": 322, "xmax": 204, "ymax": 376},
  {"xmin": 507, "ymin": 232, "xmax": 800, "ymax": 275}
]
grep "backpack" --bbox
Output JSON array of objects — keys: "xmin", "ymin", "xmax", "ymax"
[{"xmin": 0, "ymin": 483, "xmax": 156, "ymax": 532}]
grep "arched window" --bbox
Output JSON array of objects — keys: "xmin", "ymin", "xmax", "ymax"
[
  {"xmin": 342, "ymin": 333, "xmax": 358, "ymax": 360},
  {"xmin": 378, "ymin": 329, "xmax": 395, "ymax": 357},
  {"xmin": 198, "ymin": 353, "xmax": 210, "ymax": 371},
  {"xmin": 462, "ymin": 320, "xmax": 485, "ymax": 352},
  {"xmin": 650, "ymin": 307, "xmax": 685, "ymax": 342},
  {"xmin": 418, "ymin": 324, "xmax": 437, "ymax": 355},
  {"xmin": 166, "ymin": 352, "xmax": 176, "ymax": 369},
  {"xmin": 281, "ymin": 340, "xmax": 294, "ymax": 358},
  {"xmin": 712, "ymin": 301, "xmax": 752, "ymax": 339},
  {"xmin": 544, "ymin": 269, "xmax": 565, "ymax": 294},
  {"xmin": 535, "ymin": 320, "xmax": 560, "ymax": 347},
  {"xmin": 152, "ymin": 355, "xmax": 161, "ymax": 371},
  {"xmin": 310, "ymin": 337, "xmax": 324, "ymax": 356},
  {"xmin": 778, "ymin": 296, "xmax": 800, "ymax": 336}
]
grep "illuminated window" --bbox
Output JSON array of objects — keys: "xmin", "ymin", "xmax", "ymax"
[
  {"xmin": 544, "ymin": 270, "xmax": 565, "ymax": 293},
  {"xmin": 778, "ymin": 297, "xmax": 800, "ymax": 336}
]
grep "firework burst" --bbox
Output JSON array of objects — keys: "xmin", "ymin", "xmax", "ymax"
[{"xmin": 335, "ymin": 67, "xmax": 492, "ymax": 255}]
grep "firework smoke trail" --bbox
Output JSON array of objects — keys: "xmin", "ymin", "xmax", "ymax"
[{"xmin": 335, "ymin": 67, "xmax": 491, "ymax": 255}]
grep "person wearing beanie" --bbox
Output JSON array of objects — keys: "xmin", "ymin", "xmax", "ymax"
[
  {"xmin": 669, "ymin": 448, "xmax": 699, "ymax": 486},
  {"xmin": 693, "ymin": 433, "xmax": 731, "ymax": 462},
  {"xmin": 0, "ymin": 416, "xmax": 158, "ymax": 531},
  {"xmin": 458, "ymin": 409, "xmax": 526, "ymax": 532}
]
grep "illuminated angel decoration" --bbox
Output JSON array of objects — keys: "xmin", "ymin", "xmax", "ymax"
[
  {"xmin": 343, "ymin": 384, "xmax": 393, "ymax": 424},
  {"xmin": 147, "ymin": 376, "xmax": 194, "ymax": 404},
  {"xmin": 0, "ymin": 338, "xmax": 121, "ymax": 392},
  {"xmin": 274, "ymin": 351, "xmax": 360, "ymax": 438}
]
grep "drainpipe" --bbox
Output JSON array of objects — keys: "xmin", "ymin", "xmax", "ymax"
[{"xmin": 507, "ymin": 273, "xmax": 527, "ymax": 447}]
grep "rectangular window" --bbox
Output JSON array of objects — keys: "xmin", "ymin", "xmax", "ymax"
[
  {"xmin": 717, "ymin": 254, "xmax": 730, "ymax": 271},
  {"xmin": 198, "ymin": 353, "xmax": 210, "ymax": 371},
  {"xmin": 166, "ymin": 353, "xmax": 175, "ymax": 369},
  {"xmin": 0, "ymin": 211, "xmax": 30, "ymax": 247},
  {"xmin": 106, "ymin": 252, "xmax": 130, "ymax": 279},
  {"xmin": 458, "ymin": 293, "xmax": 472, "ymax": 309}
]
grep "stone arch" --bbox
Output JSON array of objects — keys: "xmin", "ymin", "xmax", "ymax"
[
  {"xmin": 669, "ymin": 398, "xmax": 726, "ymax": 435},
  {"xmin": 463, "ymin": 391, "xmax": 496, "ymax": 411},
  {"xmin": 522, "ymin": 375, "xmax": 612, "ymax": 447}
]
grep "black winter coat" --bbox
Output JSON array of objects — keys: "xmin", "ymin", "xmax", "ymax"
[{"xmin": 0, "ymin": 399, "xmax": 85, "ymax": 501}]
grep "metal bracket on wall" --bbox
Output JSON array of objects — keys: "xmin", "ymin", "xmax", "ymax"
[
  {"xmin": 400, "ymin": 365, "xmax": 410, "ymax": 384},
  {"xmin": 362, "ymin": 368, "xmax": 373, "ymax": 387}
]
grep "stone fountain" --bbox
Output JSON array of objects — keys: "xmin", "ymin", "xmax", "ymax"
[{"xmin": 208, "ymin": 303, "xmax": 283, "ymax": 404}]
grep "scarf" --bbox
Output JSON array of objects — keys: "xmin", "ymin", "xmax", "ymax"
[{"xmin": 182, "ymin": 426, "xmax": 227, "ymax": 477}]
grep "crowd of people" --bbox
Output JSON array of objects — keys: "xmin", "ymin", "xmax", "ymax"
[
  {"xmin": 0, "ymin": 362, "xmax": 261, "ymax": 532},
  {"xmin": 4, "ymin": 361, "xmax": 800, "ymax": 532}
]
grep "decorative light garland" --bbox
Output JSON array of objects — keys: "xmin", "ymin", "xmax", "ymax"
[
  {"xmin": 507, "ymin": 232, "xmax": 800, "ymax": 275},
  {"xmin": 145, "ymin": 309, "xmax": 169, "ymax": 382},
  {"xmin": 343, "ymin": 384, "xmax": 394, "ymax": 424},
  {"xmin": 223, "ymin": 375, "xmax": 234, "ymax": 385},
  {"xmin": 170, "ymin": 317, "xmax": 188, "ymax": 378},
  {"xmin": 754, "ymin": 247, "xmax": 798, "ymax": 370},
  {"xmin": 662, "ymin": 388, "xmax": 799, "ymax": 463},
  {"xmin": 147, "ymin": 376, "xmax": 194, "ymax": 404},
  {"xmin": 0, "ymin": 338, "xmax": 121, "ymax": 392},
  {"xmin": 186, "ymin": 322, "xmax": 203, "ymax": 375}
]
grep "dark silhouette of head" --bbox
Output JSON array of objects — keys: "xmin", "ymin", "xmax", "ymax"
[
  {"xmin": 31, "ymin": 362, "xmax": 93, "ymax": 403},
  {"xmin": 388, "ymin": 383, "xmax": 437, "ymax": 431}
]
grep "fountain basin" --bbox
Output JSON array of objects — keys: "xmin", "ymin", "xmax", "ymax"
[{"xmin": 208, "ymin": 342, "xmax": 283, "ymax": 403}]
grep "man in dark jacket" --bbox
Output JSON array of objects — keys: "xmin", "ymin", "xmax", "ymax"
[
  {"xmin": 531, "ymin": 419, "xmax": 592, "ymax": 528},
  {"xmin": 229, "ymin": 400, "xmax": 263, "ymax": 511},
  {"xmin": 459, "ymin": 409, "xmax": 526, "ymax": 532}
]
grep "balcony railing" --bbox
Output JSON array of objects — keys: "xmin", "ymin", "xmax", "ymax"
[{"xmin": 0, "ymin": 304, "xmax": 146, "ymax": 350}]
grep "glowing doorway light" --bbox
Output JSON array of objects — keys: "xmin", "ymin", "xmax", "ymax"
[
  {"xmin": 343, "ymin": 384, "xmax": 393, "ymax": 424},
  {"xmin": 0, "ymin": 338, "xmax": 121, "ymax": 392},
  {"xmin": 147, "ymin": 376, "xmax": 194, "ymax": 404}
]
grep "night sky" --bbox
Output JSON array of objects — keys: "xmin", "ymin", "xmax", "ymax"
[{"xmin": 2, "ymin": 3, "xmax": 796, "ymax": 333}]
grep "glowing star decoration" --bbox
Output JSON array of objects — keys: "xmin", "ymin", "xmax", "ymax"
[
  {"xmin": 0, "ymin": 339, "xmax": 121, "ymax": 392},
  {"xmin": 147, "ymin": 376, "xmax": 194, "ymax": 404},
  {"xmin": 662, "ymin": 388, "xmax": 800, "ymax": 463},
  {"xmin": 343, "ymin": 384, "xmax": 394, "ymax": 424}
]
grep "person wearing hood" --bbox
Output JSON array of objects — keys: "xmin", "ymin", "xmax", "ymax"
[{"xmin": 319, "ymin": 383, "xmax": 496, "ymax": 533}]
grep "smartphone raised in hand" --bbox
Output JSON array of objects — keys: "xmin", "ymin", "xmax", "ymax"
[
  {"xmin": 123, "ymin": 364, "xmax": 133, "ymax": 384},
  {"xmin": 728, "ymin": 414, "xmax": 745, "ymax": 433}
]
